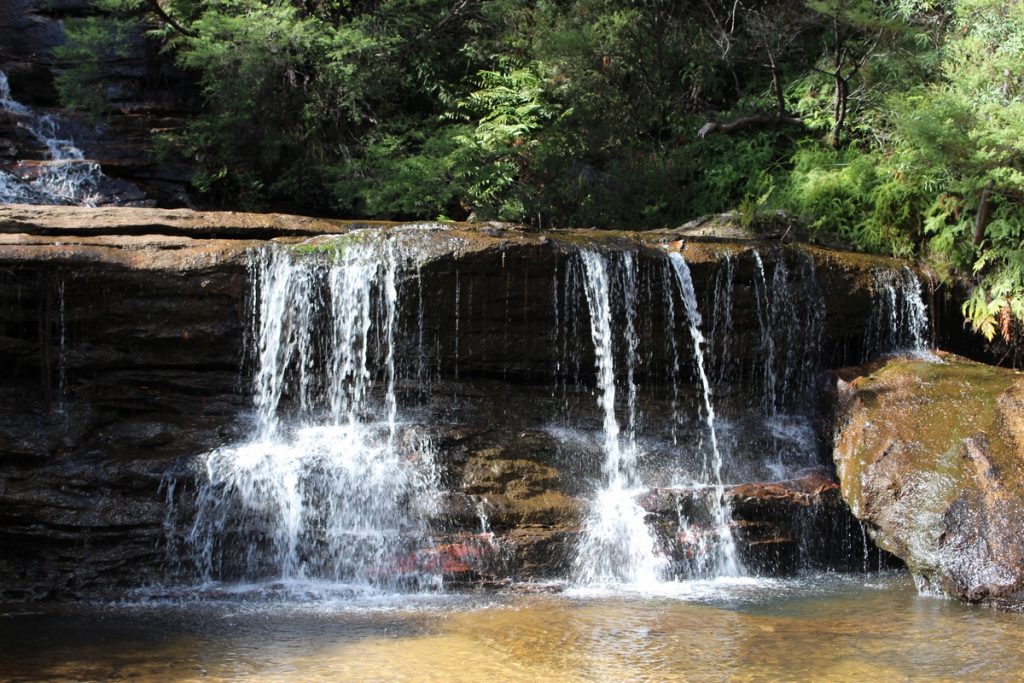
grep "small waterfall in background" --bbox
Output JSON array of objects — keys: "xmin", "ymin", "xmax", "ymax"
[
  {"xmin": 572, "ymin": 250, "xmax": 667, "ymax": 586},
  {"xmin": 168, "ymin": 236, "xmax": 441, "ymax": 592},
  {"xmin": 864, "ymin": 266, "xmax": 931, "ymax": 360},
  {"xmin": 0, "ymin": 70, "xmax": 107, "ymax": 206}
]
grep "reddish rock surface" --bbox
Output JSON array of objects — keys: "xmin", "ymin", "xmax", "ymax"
[{"xmin": 835, "ymin": 353, "xmax": 1024, "ymax": 606}]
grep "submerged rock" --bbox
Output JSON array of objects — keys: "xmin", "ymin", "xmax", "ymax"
[
  {"xmin": 835, "ymin": 353, "xmax": 1024, "ymax": 606},
  {"xmin": 641, "ymin": 471, "xmax": 888, "ymax": 575}
]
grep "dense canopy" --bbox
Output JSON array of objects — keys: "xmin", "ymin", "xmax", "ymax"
[{"xmin": 60, "ymin": 0, "xmax": 1024, "ymax": 350}]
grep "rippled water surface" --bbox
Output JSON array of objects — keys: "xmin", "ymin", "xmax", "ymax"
[{"xmin": 2, "ymin": 573, "xmax": 1021, "ymax": 682}]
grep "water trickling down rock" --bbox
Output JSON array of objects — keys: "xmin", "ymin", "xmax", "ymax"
[
  {"xmin": 864, "ymin": 266, "xmax": 931, "ymax": 360},
  {"xmin": 0, "ymin": 210, "xmax": 943, "ymax": 599},
  {"xmin": 169, "ymin": 238, "xmax": 442, "ymax": 592},
  {"xmin": 0, "ymin": 71, "xmax": 150, "ymax": 207}
]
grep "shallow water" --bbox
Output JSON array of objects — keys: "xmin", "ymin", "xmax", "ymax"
[{"xmin": 2, "ymin": 573, "xmax": 1021, "ymax": 682}]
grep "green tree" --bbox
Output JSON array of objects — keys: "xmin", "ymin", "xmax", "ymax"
[
  {"xmin": 54, "ymin": 0, "xmax": 1022, "ymax": 351},
  {"xmin": 903, "ymin": 0, "xmax": 1024, "ymax": 343}
]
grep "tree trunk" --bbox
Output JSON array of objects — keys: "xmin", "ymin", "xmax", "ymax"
[
  {"xmin": 768, "ymin": 51, "xmax": 785, "ymax": 116},
  {"xmin": 974, "ymin": 182, "xmax": 994, "ymax": 246},
  {"xmin": 830, "ymin": 77, "xmax": 847, "ymax": 149}
]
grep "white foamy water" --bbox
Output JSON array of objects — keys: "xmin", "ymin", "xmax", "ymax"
[
  {"xmin": 170, "ymin": 237, "xmax": 441, "ymax": 593},
  {"xmin": 0, "ymin": 70, "xmax": 106, "ymax": 206},
  {"xmin": 564, "ymin": 574, "xmax": 781, "ymax": 602},
  {"xmin": 572, "ymin": 249, "xmax": 667, "ymax": 586}
]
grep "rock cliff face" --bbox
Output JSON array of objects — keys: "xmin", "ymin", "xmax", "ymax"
[
  {"xmin": 1, "ymin": 2, "xmax": 197, "ymax": 206},
  {"xmin": 835, "ymin": 354, "xmax": 1024, "ymax": 607},
  {"xmin": 0, "ymin": 205, "xmax": 908, "ymax": 598},
  {"xmin": 0, "ymin": 0, "xmax": 68, "ymax": 102}
]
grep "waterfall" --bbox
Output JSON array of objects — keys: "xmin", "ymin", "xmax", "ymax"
[
  {"xmin": 752, "ymin": 251, "xmax": 778, "ymax": 413},
  {"xmin": 172, "ymin": 236, "xmax": 441, "ymax": 591},
  {"xmin": 0, "ymin": 70, "xmax": 106, "ymax": 206},
  {"xmin": 706, "ymin": 255, "xmax": 735, "ymax": 386},
  {"xmin": 158, "ymin": 235, "xmax": 878, "ymax": 593},
  {"xmin": 572, "ymin": 249, "xmax": 667, "ymax": 586},
  {"xmin": 572, "ymin": 249, "xmax": 745, "ymax": 585},
  {"xmin": 743, "ymin": 249, "xmax": 826, "ymax": 479},
  {"xmin": 667, "ymin": 252, "xmax": 741, "ymax": 577},
  {"xmin": 769, "ymin": 252, "xmax": 826, "ymax": 413},
  {"xmin": 864, "ymin": 266, "xmax": 931, "ymax": 360}
]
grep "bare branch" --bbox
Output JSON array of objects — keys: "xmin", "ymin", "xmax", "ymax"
[
  {"xmin": 698, "ymin": 113, "xmax": 803, "ymax": 138},
  {"xmin": 846, "ymin": 30, "xmax": 884, "ymax": 80},
  {"xmin": 144, "ymin": 0, "xmax": 197, "ymax": 38},
  {"xmin": 729, "ymin": 0, "xmax": 740, "ymax": 34}
]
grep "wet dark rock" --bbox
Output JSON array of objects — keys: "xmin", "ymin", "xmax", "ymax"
[
  {"xmin": 835, "ymin": 353, "xmax": 1024, "ymax": 606},
  {"xmin": 462, "ymin": 454, "xmax": 563, "ymax": 499},
  {"xmin": 431, "ymin": 432, "xmax": 583, "ymax": 582},
  {"xmin": 0, "ymin": 206, "xmax": 919, "ymax": 598},
  {"xmin": 641, "ymin": 471, "xmax": 890, "ymax": 575}
]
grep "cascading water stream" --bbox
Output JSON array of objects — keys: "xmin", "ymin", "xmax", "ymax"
[
  {"xmin": 706, "ymin": 254, "xmax": 735, "ymax": 386},
  {"xmin": 572, "ymin": 250, "xmax": 667, "ymax": 586},
  {"xmin": 864, "ymin": 266, "xmax": 931, "ymax": 359},
  {"xmin": 620, "ymin": 253, "xmax": 641, "ymax": 447},
  {"xmin": 752, "ymin": 251, "xmax": 778, "ymax": 414},
  {"xmin": 667, "ymin": 252, "xmax": 741, "ymax": 577},
  {"xmin": 572, "ymin": 248, "xmax": 746, "ymax": 586},
  {"xmin": 0, "ymin": 71, "xmax": 107, "ymax": 206},
  {"xmin": 171, "ymin": 236, "xmax": 440, "ymax": 592},
  {"xmin": 157, "ymin": 237, "xmax": 904, "ymax": 595}
]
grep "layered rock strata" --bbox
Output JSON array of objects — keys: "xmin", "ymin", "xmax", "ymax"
[{"xmin": 1, "ymin": 205, "xmax": 906, "ymax": 598}]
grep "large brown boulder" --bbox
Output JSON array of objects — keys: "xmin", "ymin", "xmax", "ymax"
[{"xmin": 835, "ymin": 353, "xmax": 1024, "ymax": 605}]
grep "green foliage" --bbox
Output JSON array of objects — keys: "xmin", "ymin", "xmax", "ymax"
[
  {"xmin": 448, "ymin": 66, "xmax": 561, "ymax": 221},
  {"xmin": 169, "ymin": 2, "xmax": 386, "ymax": 207},
  {"xmin": 779, "ymin": 0, "xmax": 1024, "ymax": 344},
  {"xmin": 897, "ymin": 0, "xmax": 1024, "ymax": 341},
  {"xmin": 347, "ymin": 124, "xmax": 474, "ymax": 219},
  {"xmin": 778, "ymin": 146, "xmax": 918, "ymax": 256},
  {"xmin": 54, "ymin": 14, "xmax": 137, "ymax": 116},
  {"xmin": 56, "ymin": 0, "xmax": 1023, "ymax": 346}
]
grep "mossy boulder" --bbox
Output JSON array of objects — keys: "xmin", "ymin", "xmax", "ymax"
[{"xmin": 834, "ymin": 353, "xmax": 1024, "ymax": 605}]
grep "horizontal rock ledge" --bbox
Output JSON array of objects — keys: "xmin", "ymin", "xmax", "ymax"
[
  {"xmin": 0, "ymin": 204, "xmax": 912, "ymax": 273},
  {"xmin": 0, "ymin": 204, "xmax": 922, "ymax": 597}
]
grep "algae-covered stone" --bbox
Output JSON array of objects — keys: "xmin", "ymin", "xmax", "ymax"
[
  {"xmin": 834, "ymin": 352, "xmax": 1024, "ymax": 605},
  {"xmin": 461, "ymin": 453, "xmax": 562, "ymax": 499}
]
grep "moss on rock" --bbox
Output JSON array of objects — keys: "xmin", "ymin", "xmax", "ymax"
[{"xmin": 834, "ymin": 353, "xmax": 1024, "ymax": 605}]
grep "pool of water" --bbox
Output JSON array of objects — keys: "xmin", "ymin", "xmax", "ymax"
[{"xmin": 1, "ymin": 572, "xmax": 1020, "ymax": 682}]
